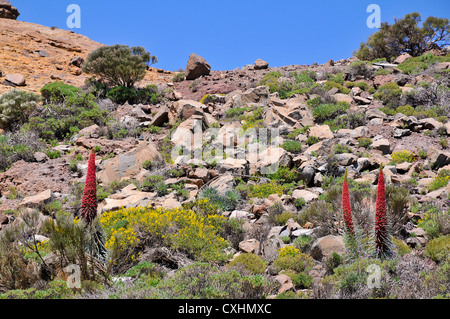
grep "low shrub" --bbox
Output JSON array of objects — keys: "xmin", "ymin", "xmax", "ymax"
[
  {"xmin": 280, "ymin": 140, "xmax": 302, "ymax": 153},
  {"xmin": 0, "ymin": 90, "xmax": 42, "ymax": 131},
  {"xmin": 425, "ymin": 235, "xmax": 450, "ymax": 263},
  {"xmin": 248, "ymin": 182, "xmax": 283, "ymax": 199},
  {"xmin": 228, "ymin": 253, "xmax": 266, "ymax": 274},
  {"xmin": 391, "ymin": 150, "xmax": 416, "ymax": 164}
]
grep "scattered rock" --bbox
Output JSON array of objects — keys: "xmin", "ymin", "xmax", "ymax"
[
  {"xmin": 185, "ymin": 53, "xmax": 211, "ymax": 80},
  {"xmin": 254, "ymin": 59, "xmax": 269, "ymax": 70},
  {"xmin": 310, "ymin": 235, "xmax": 345, "ymax": 261},
  {"xmin": 5, "ymin": 73, "xmax": 26, "ymax": 86}
]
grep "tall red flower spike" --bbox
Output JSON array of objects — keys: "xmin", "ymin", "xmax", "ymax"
[
  {"xmin": 375, "ymin": 165, "xmax": 388, "ymax": 256},
  {"xmin": 342, "ymin": 168, "xmax": 355, "ymax": 236},
  {"xmin": 80, "ymin": 150, "xmax": 97, "ymax": 224}
]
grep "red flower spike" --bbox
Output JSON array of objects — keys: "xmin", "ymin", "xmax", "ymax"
[
  {"xmin": 80, "ymin": 150, "xmax": 97, "ymax": 224},
  {"xmin": 375, "ymin": 165, "xmax": 388, "ymax": 255},
  {"xmin": 342, "ymin": 168, "xmax": 355, "ymax": 236}
]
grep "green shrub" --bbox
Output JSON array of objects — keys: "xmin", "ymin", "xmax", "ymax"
[
  {"xmin": 0, "ymin": 131, "xmax": 43, "ymax": 172},
  {"xmin": 346, "ymin": 81, "xmax": 369, "ymax": 91},
  {"xmin": 373, "ymin": 82, "xmax": 402, "ymax": 108},
  {"xmin": 83, "ymin": 45, "xmax": 157, "ymax": 87},
  {"xmin": 274, "ymin": 211, "xmax": 297, "ymax": 226},
  {"xmin": 417, "ymin": 203, "xmax": 450, "ymax": 239},
  {"xmin": 198, "ymin": 187, "xmax": 241, "ymax": 212},
  {"xmin": 294, "ymin": 197, "xmax": 307, "ymax": 209},
  {"xmin": 248, "ymin": 182, "xmax": 283, "ymax": 198},
  {"xmin": 312, "ymin": 102, "xmax": 350, "ymax": 123},
  {"xmin": 358, "ymin": 137, "xmax": 373, "ymax": 148},
  {"xmin": 293, "ymin": 235, "xmax": 313, "ymax": 252},
  {"xmin": 0, "ymin": 90, "xmax": 42, "ymax": 130},
  {"xmin": 268, "ymin": 166, "xmax": 300, "ymax": 184},
  {"xmin": 323, "ymin": 81, "xmax": 350, "ymax": 94},
  {"xmin": 333, "ymin": 144, "xmax": 353, "ymax": 154},
  {"xmin": 392, "ymin": 238, "xmax": 412, "ymax": 257},
  {"xmin": 45, "ymin": 150, "xmax": 61, "ymax": 159},
  {"xmin": 172, "ymin": 72, "xmax": 185, "ymax": 83},
  {"xmin": 306, "ymin": 135, "xmax": 320, "ymax": 146},
  {"xmin": 228, "ymin": 253, "xmax": 266, "ymax": 274},
  {"xmin": 106, "ymin": 86, "xmax": 137, "ymax": 104},
  {"xmin": 428, "ymin": 170, "xmax": 450, "ymax": 192},
  {"xmin": 396, "ymin": 105, "xmax": 415, "ymax": 116},
  {"xmin": 391, "ymin": 150, "xmax": 416, "ymax": 164},
  {"xmin": 425, "ymin": 235, "xmax": 450, "ymax": 262},
  {"xmin": 280, "ymin": 140, "xmax": 302, "ymax": 153},
  {"xmin": 273, "ymin": 247, "xmax": 314, "ymax": 273}
]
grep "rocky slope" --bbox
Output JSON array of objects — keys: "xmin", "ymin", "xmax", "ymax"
[{"xmin": 0, "ymin": 13, "xmax": 449, "ymax": 299}]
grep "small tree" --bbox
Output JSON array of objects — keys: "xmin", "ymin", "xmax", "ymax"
[
  {"xmin": 356, "ymin": 12, "xmax": 449, "ymax": 61},
  {"xmin": 82, "ymin": 45, "xmax": 158, "ymax": 88},
  {"xmin": 0, "ymin": 90, "xmax": 41, "ymax": 130}
]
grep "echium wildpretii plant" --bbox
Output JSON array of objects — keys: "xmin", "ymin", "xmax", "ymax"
[
  {"xmin": 79, "ymin": 150, "xmax": 107, "ymax": 262},
  {"xmin": 342, "ymin": 165, "xmax": 394, "ymax": 262},
  {"xmin": 374, "ymin": 165, "xmax": 395, "ymax": 259}
]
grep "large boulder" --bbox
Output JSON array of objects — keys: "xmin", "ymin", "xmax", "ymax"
[
  {"xmin": 98, "ymin": 141, "xmax": 162, "ymax": 185},
  {"xmin": 185, "ymin": 53, "xmax": 211, "ymax": 80},
  {"xmin": 5, "ymin": 73, "xmax": 26, "ymax": 86},
  {"xmin": 18, "ymin": 189, "xmax": 54, "ymax": 210},
  {"xmin": 310, "ymin": 235, "xmax": 345, "ymax": 261},
  {"xmin": 0, "ymin": 0, "xmax": 19, "ymax": 19},
  {"xmin": 254, "ymin": 59, "xmax": 269, "ymax": 70}
]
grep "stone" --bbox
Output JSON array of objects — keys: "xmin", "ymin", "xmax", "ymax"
[
  {"xmin": 69, "ymin": 56, "xmax": 84, "ymax": 68},
  {"xmin": 334, "ymin": 93, "xmax": 353, "ymax": 104},
  {"xmin": 239, "ymin": 239, "xmax": 260, "ymax": 254},
  {"xmin": 33, "ymin": 152, "xmax": 49, "ymax": 163},
  {"xmin": 78, "ymin": 124, "xmax": 101, "ymax": 137},
  {"xmin": 418, "ymin": 118, "xmax": 443, "ymax": 130},
  {"xmin": 5, "ymin": 73, "xmax": 26, "ymax": 86},
  {"xmin": 169, "ymin": 100, "xmax": 205, "ymax": 126},
  {"xmin": 292, "ymin": 228, "xmax": 314, "ymax": 237},
  {"xmin": 19, "ymin": 189, "xmax": 54, "ymax": 210},
  {"xmin": 254, "ymin": 59, "xmax": 269, "ymax": 70},
  {"xmin": 262, "ymin": 237, "xmax": 284, "ymax": 262},
  {"xmin": 393, "ymin": 53, "xmax": 412, "ymax": 64},
  {"xmin": 274, "ymin": 274, "xmax": 294, "ymax": 294},
  {"xmin": 373, "ymin": 75, "xmax": 395, "ymax": 88},
  {"xmin": 366, "ymin": 108, "xmax": 387, "ymax": 120},
  {"xmin": 309, "ymin": 125, "xmax": 334, "ymax": 140},
  {"xmin": 185, "ymin": 53, "xmax": 211, "ymax": 80},
  {"xmin": 0, "ymin": 1, "xmax": 19, "ymax": 19},
  {"xmin": 310, "ymin": 235, "xmax": 345, "ymax": 261},
  {"xmin": 291, "ymin": 189, "xmax": 318, "ymax": 203},
  {"xmin": 98, "ymin": 141, "xmax": 162, "ymax": 185},
  {"xmin": 372, "ymin": 138, "xmax": 391, "ymax": 154},
  {"xmin": 427, "ymin": 148, "xmax": 450, "ymax": 169}
]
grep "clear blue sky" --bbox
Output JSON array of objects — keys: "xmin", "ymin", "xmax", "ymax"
[{"xmin": 13, "ymin": 0, "xmax": 450, "ymax": 71}]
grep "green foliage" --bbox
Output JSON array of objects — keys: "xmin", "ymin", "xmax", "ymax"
[
  {"xmin": 293, "ymin": 235, "xmax": 313, "ymax": 252},
  {"xmin": 82, "ymin": 45, "xmax": 157, "ymax": 87},
  {"xmin": 148, "ymin": 263, "xmax": 273, "ymax": 299},
  {"xmin": 346, "ymin": 81, "xmax": 369, "ymax": 91},
  {"xmin": 392, "ymin": 237, "xmax": 412, "ymax": 257},
  {"xmin": 397, "ymin": 53, "xmax": 450, "ymax": 74},
  {"xmin": 45, "ymin": 150, "xmax": 61, "ymax": 159},
  {"xmin": 323, "ymin": 81, "xmax": 351, "ymax": 94},
  {"xmin": 396, "ymin": 105, "xmax": 415, "ymax": 116},
  {"xmin": 333, "ymin": 144, "xmax": 353, "ymax": 154},
  {"xmin": 268, "ymin": 166, "xmax": 300, "ymax": 183},
  {"xmin": 312, "ymin": 102, "xmax": 350, "ymax": 124},
  {"xmin": 0, "ymin": 131, "xmax": 44, "ymax": 172},
  {"xmin": 355, "ymin": 12, "xmax": 450, "ymax": 60},
  {"xmin": 358, "ymin": 137, "xmax": 373, "ymax": 148},
  {"xmin": 425, "ymin": 235, "xmax": 450, "ymax": 262},
  {"xmin": 373, "ymin": 82, "xmax": 402, "ymax": 108},
  {"xmin": 391, "ymin": 150, "xmax": 416, "ymax": 164},
  {"xmin": 273, "ymin": 247, "xmax": 314, "ymax": 273},
  {"xmin": 172, "ymin": 72, "xmax": 185, "ymax": 83},
  {"xmin": 428, "ymin": 170, "xmax": 450, "ymax": 192},
  {"xmin": 0, "ymin": 90, "xmax": 42, "ymax": 130},
  {"xmin": 228, "ymin": 253, "xmax": 266, "ymax": 274},
  {"xmin": 306, "ymin": 135, "xmax": 320, "ymax": 146},
  {"xmin": 417, "ymin": 203, "xmax": 450, "ymax": 240},
  {"xmin": 248, "ymin": 182, "xmax": 283, "ymax": 198},
  {"xmin": 280, "ymin": 139, "xmax": 302, "ymax": 153},
  {"xmin": 198, "ymin": 187, "xmax": 241, "ymax": 212},
  {"xmin": 142, "ymin": 175, "xmax": 165, "ymax": 192},
  {"xmin": 106, "ymin": 85, "xmax": 164, "ymax": 105}
]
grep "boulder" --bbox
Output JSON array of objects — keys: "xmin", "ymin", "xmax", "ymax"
[
  {"xmin": 185, "ymin": 53, "xmax": 211, "ymax": 80},
  {"xmin": 169, "ymin": 100, "xmax": 205, "ymax": 126},
  {"xmin": 19, "ymin": 189, "xmax": 54, "ymax": 210},
  {"xmin": 291, "ymin": 189, "xmax": 318, "ymax": 203},
  {"xmin": 5, "ymin": 73, "xmax": 26, "ymax": 86},
  {"xmin": 309, "ymin": 125, "xmax": 334, "ymax": 140},
  {"xmin": 69, "ymin": 56, "xmax": 84, "ymax": 68},
  {"xmin": 254, "ymin": 59, "xmax": 269, "ymax": 70},
  {"xmin": 427, "ymin": 148, "xmax": 450, "ymax": 169},
  {"xmin": 274, "ymin": 274, "xmax": 294, "ymax": 294},
  {"xmin": 393, "ymin": 53, "xmax": 412, "ymax": 64},
  {"xmin": 98, "ymin": 141, "xmax": 162, "ymax": 185},
  {"xmin": 0, "ymin": 0, "xmax": 19, "ymax": 19},
  {"xmin": 310, "ymin": 235, "xmax": 345, "ymax": 261},
  {"xmin": 239, "ymin": 239, "xmax": 260, "ymax": 254},
  {"xmin": 372, "ymin": 138, "xmax": 391, "ymax": 154}
]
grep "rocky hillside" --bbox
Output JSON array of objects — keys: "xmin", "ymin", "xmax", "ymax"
[{"xmin": 0, "ymin": 10, "xmax": 449, "ymax": 300}]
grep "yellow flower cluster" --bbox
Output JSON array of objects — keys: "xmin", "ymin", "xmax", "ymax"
[
  {"xmin": 249, "ymin": 182, "xmax": 283, "ymax": 198},
  {"xmin": 391, "ymin": 150, "xmax": 416, "ymax": 164},
  {"xmin": 278, "ymin": 246, "xmax": 301, "ymax": 258},
  {"xmin": 100, "ymin": 205, "xmax": 229, "ymax": 261}
]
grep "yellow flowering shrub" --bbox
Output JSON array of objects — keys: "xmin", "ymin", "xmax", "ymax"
[
  {"xmin": 248, "ymin": 182, "xmax": 283, "ymax": 198},
  {"xmin": 100, "ymin": 206, "xmax": 229, "ymax": 262},
  {"xmin": 428, "ymin": 169, "xmax": 450, "ymax": 192},
  {"xmin": 274, "ymin": 246, "xmax": 314, "ymax": 273},
  {"xmin": 391, "ymin": 150, "xmax": 416, "ymax": 164}
]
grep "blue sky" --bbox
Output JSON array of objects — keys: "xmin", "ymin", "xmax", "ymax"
[{"xmin": 13, "ymin": 0, "xmax": 450, "ymax": 71}]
